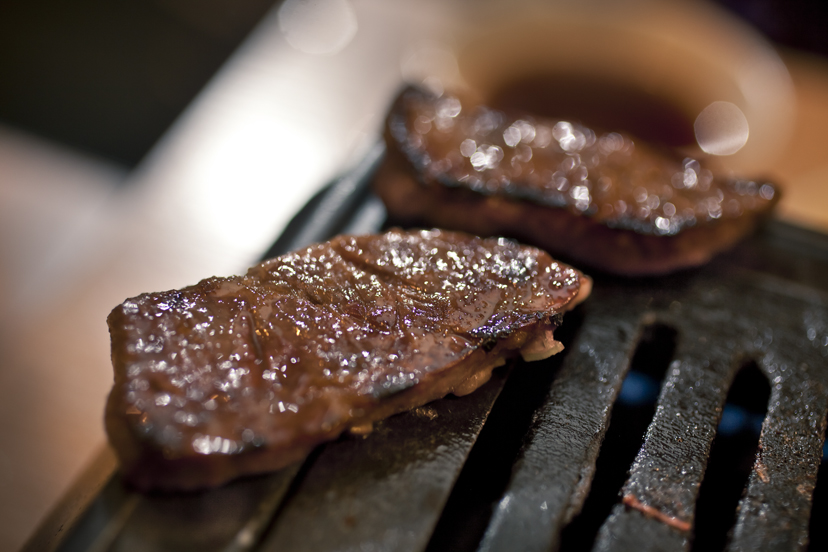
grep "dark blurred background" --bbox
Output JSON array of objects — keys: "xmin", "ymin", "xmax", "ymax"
[
  {"xmin": 0, "ymin": 0, "xmax": 825, "ymax": 170},
  {"xmin": 0, "ymin": 0, "xmax": 278, "ymax": 168},
  {"xmin": 718, "ymin": 0, "xmax": 828, "ymax": 56}
]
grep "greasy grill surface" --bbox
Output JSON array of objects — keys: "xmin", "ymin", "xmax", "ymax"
[{"xmin": 40, "ymin": 145, "xmax": 828, "ymax": 552}]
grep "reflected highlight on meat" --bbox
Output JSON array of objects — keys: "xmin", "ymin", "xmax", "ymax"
[
  {"xmin": 106, "ymin": 229, "xmax": 589, "ymax": 490},
  {"xmin": 375, "ymin": 87, "xmax": 780, "ymax": 275}
]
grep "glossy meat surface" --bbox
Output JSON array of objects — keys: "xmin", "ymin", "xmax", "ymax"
[
  {"xmin": 377, "ymin": 87, "xmax": 780, "ymax": 275},
  {"xmin": 106, "ymin": 229, "xmax": 587, "ymax": 490}
]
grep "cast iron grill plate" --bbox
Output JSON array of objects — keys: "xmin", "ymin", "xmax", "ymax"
[{"xmin": 35, "ymin": 145, "xmax": 828, "ymax": 552}]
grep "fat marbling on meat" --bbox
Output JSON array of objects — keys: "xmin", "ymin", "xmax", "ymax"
[
  {"xmin": 106, "ymin": 229, "xmax": 590, "ymax": 490},
  {"xmin": 375, "ymin": 87, "xmax": 780, "ymax": 275}
]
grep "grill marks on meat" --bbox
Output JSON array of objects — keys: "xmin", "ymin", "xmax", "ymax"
[
  {"xmin": 106, "ymin": 229, "xmax": 589, "ymax": 490},
  {"xmin": 375, "ymin": 87, "xmax": 780, "ymax": 275}
]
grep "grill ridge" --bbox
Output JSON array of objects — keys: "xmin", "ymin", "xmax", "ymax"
[
  {"xmin": 560, "ymin": 323, "xmax": 678, "ymax": 552},
  {"xmin": 692, "ymin": 362, "xmax": 770, "ymax": 552}
]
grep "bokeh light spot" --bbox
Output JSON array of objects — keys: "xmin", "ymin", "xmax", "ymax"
[{"xmin": 694, "ymin": 101, "xmax": 750, "ymax": 156}]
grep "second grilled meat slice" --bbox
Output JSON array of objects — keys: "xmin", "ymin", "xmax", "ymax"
[{"xmin": 376, "ymin": 87, "xmax": 780, "ymax": 276}]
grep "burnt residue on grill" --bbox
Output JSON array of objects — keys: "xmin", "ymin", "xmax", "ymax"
[{"xmin": 36, "ymin": 149, "xmax": 828, "ymax": 552}]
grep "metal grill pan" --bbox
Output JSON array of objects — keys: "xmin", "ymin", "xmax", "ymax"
[{"xmin": 26, "ymin": 145, "xmax": 828, "ymax": 552}]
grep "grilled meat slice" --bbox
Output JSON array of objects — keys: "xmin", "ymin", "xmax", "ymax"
[
  {"xmin": 376, "ymin": 87, "xmax": 780, "ymax": 276},
  {"xmin": 106, "ymin": 229, "xmax": 590, "ymax": 490}
]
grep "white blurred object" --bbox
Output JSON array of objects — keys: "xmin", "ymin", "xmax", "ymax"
[
  {"xmin": 278, "ymin": 0, "xmax": 358, "ymax": 55},
  {"xmin": 400, "ymin": 41, "xmax": 462, "ymax": 94}
]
